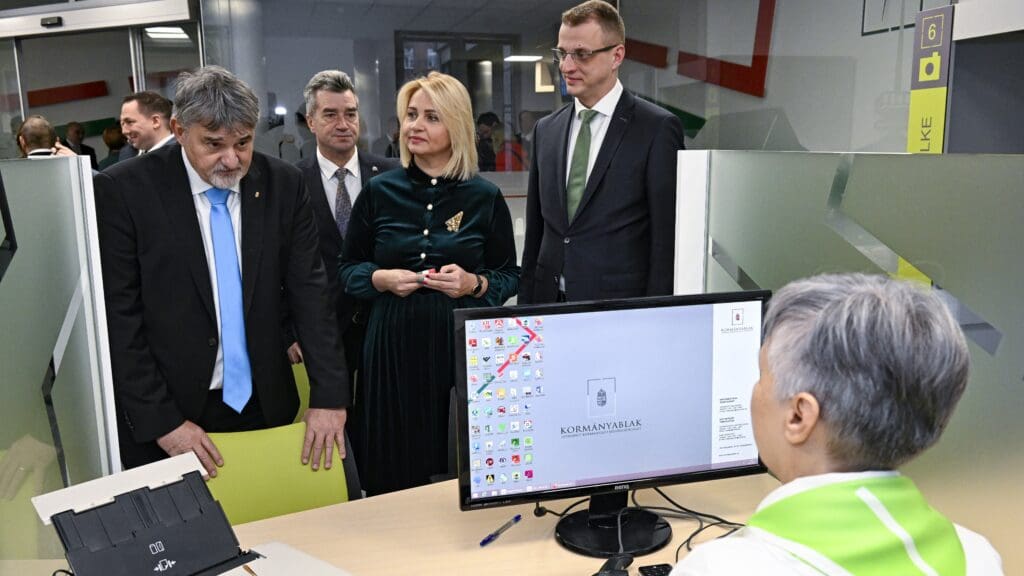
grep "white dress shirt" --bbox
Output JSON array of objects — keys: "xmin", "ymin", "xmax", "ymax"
[
  {"xmin": 182, "ymin": 147, "xmax": 243, "ymax": 391},
  {"xmin": 317, "ymin": 147, "xmax": 362, "ymax": 218},
  {"xmin": 565, "ymin": 79, "xmax": 624, "ymax": 186}
]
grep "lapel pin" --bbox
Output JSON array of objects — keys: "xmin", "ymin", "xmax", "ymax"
[
  {"xmin": 372, "ymin": 166, "xmax": 379, "ymax": 173},
  {"xmin": 255, "ymin": 191, "xmax": 261, "ymax": 198}
]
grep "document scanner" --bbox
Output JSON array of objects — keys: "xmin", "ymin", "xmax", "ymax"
[{"xmin": 32, "ymin": 453, "xmax": 259, "ymax": 576}]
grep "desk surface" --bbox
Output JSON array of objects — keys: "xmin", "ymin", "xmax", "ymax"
[{"xmin": 233, "ymin": 474, "xmax": 780, "ymax": 575}]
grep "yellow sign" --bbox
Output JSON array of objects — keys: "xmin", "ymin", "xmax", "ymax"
[{"xmin": 906, "ymin": 87, "xmax": 947, "ymax": 155}]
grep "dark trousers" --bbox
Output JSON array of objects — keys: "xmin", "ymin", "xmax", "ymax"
[{"xmin": 119, "ymin": 389, "xmax": 266, "ymax": 469}]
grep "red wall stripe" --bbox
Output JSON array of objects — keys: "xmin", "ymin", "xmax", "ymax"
[
  {"xmin": 676, "ymin": 0, "xmax": 776, "ymax": 97},
  {"xmin": 27, "ymin": 80, "xmax": 109, "ymax": 108},
  {"xmin": 626, "ymin": 38, "xmax": 670, "ymax": 68}
]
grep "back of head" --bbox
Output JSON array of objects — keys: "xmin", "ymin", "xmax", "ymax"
[
  {"xmin": 102, "ymin": 124, "xmax": 126, "ymax": 150},
  {"xmin": 476, "ymin": 112, "xmax": 499, "ymax": 128},
  {"xmin": 303, "ymin": 70, "xmax": 355, "ymax": 117},
  {"xmin": 561, "ymin": 0, "xmax": 626, "ymax": 44},
  {"xmin": 123, "ymin": 91, "xmax": 173, "ymax": 123},
  {"xmin": 396, "ymin": 71, "xmax": 478, "ymax": 181},
  {"xmin": 19, "ymin": 115, "xmax": 56, "ymax": 152},
  {"xmin": 173, "ymin": 66, "xmax": 260, "ymax": 132},
  {"xmin": 763, "ymin": 273, "xmax": 970, "ymax": 470}
]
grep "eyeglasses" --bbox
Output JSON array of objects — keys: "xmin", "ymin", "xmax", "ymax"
[{"xmin": 551, "ymin": 44, "xmax": 619, "ymax": 64}]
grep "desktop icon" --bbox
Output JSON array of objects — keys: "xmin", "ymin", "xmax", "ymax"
[
  {"xmin": 471, "ymin": 425, "xmax": 481, "ymax": 435},
  {"xmin": 499, "ymin": 457, "xmax": 507, "ymax": 465},
  {"xmin": 511, "ymin": 454, "xmax": 521, "ymax": 465},
  {"xmin": 470, "ymin": 374, "xmax": 479, "ymax": 384},
  {"xmin": 482, "ymin": 320, "xmax": 492, "ymax": 330},
  {"xmin": 523, "ymin": 387, "xmax": 532, "ymax": 397},
  {"xmin": 510, "ymin": 437, "xmax": 520, "ymax": 448},
  {"xmin": 497, "ymin": 406, "xmax": 507, "ymax": 416},
  {"xmin": 484, "ymin": 441, "xmax": 493, "ymax": 451},
  {"xmin": 508, "ymin": 335, "xmax": 518, "ymax": 345},
  {"xmin": 474, "ymin": 476, "xmax": 482, "ymax": 485},
  {"xmin": 483, "ymin": 390, "xmax": 493, "ymax": 400},
  {"xmin": 512, "ymin": 472, "xmax": 521, "ymax": 481},
  {"xmin": 510, "ymin": 404, "xmax": 520, "ymax": 414},
  {"xmin": 472, "ymin": 459, "xmax": 481, "ymax": 469},
  {"xmin": 468, "ymin": 322, "xmax": 478, "ymax": 332},
  {"xmin": 524, "ymin": 436, "xmax": 533, "ymax": 446},
  {"xmin": 535, "ymin": 385, "xmax": 544, "ymax": 394},
  {"xmin": 510, "ymin": 370, "xmax": 519, "ymax": 380},
  {"xmin": 521, "ymin": 335, "xmax": 530, "ymax": 344},
  {"xmin": 484, "ymin": 407, "xmax": 493, "ymax": 416},
  {"xmin": 497, "ymin": 388, "xmax": 506, "ymax": 399},
  {"xmin": 498, "ymin": 423, "xmax": 507, "ymax": 433},
  {"xmin": 523, "ymin": 403, "xmax": 531, "ymax": 411},
  {"xmin": 469, "ymin": 356, "xmax": 478, "ymax": 367},
  {"xmin": 496, "ymin": 354, "xmax": 506, "ymax": 364},
  {"xmin": 523, "ymin": 419, "xmax": 534, "ymax": 431},
  {"xmin": 498, "ymin": 440, "xmax": 506, "ymax": 450},
  {"xmin": 495, "ymin": 319, "xmax": 505, "ymax": 329},
  {"xmin": 534, "ymin": 351, "xmax": 542, "ymax": 361},
  {"xmin": 500, "ymin": 474, "xmax": 509, "ymax": 483},
  {"xmin": 534, "ymin": 317, "xmax": 543, "ymax": 327},
  {"xmin": 486, "ymin": 474, "xmax": 495, "ymax": 484},
  {"xmin": 524, "ymin": 469, "xmax": 534, "ymax": 479},
  {"xmin": 468, "ymin": 338, "xmax": 478, "ymax": 347},
  {"xmin": 486, "ymin": 457, "xmax": 494, "ymax": 467},
  {"xmin": 510, "ymin": 421, "xmax": 520, "ymax": 432},
  {"xmin": 482, "ymin": 338, "xmax": 492, "ymax": 348},
  {"xmin": 520, "ymin": 353, "xmax": 530, "ymax": 361},
  {"xmin": 482, "ymin": 356, "xmax": 492, "ymax": 364},
  {"xmin": 535, "ymin": 370, "xmax": 543, "ymax": 379},
  {"xmin": 471, "ymin": 408, "xmax": 480, "ymax": 417},
  {"xmin": 509, "ymin": 387, "xmax": 518, "ymax": 398},
  {"xmin": 524, "ymin": 454, "xmax": 533, "ymax": 464},
  {"xmin": 473, "ymin": 442, "xmax": 482, "ymax": 451},
  {"xmin": 509, "ymin": 353, "xmax": 518, "ymax": 363}
]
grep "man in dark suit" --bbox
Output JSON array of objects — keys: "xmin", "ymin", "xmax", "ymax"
[
  {"xmin": 291, "ymin": 70, "xmax": 399, "ymax": 374},
  {"xmin": 95, "ymin": 66, "xmax": 348, "ymax": 476},
  {"xmin": 64, "ymin": 122, "xmax": 98, "ymax": 169},
  {"xmin": 117, "ymin": 91, "xmax": 174, "ymax": 161},
  {"xmin": 520, "ymin": 0, "xmax": 685, "ymax": 304}
]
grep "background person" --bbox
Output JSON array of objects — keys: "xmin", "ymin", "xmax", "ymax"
[
  {"xmin": 118, "ymin": 91, "xmax": 174, "ymax": 159},
  {"xmin": 339, "ymin": 72, "xmax": 519, "ymax": 495},
  {"xmin": 290, "ymin": 70, "xmax": 399, "ymax": 386},
  {"xmin": 64, "ymin": 121, "xmax": 98, "ymax": 169},
  {"xmin": 98, "ymin": 124, "xmax": 127, "ymax": 170},
  {"xmin": 672, "ymin": 273, "xmax": 1003, "ymax": 575}
]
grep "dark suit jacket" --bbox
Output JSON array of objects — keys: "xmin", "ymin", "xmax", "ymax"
[
  {"xmin": 519, "ymin": 89, "xmax": 685, "ymax": 303},
  {"xmin": 95, "ymin": 144, "xmax": 348, "ymax": 463},
  {"xmin": 294, "ymin": 150, "xmax": 400, "ymax": 339},
  {"xmin": 76, "ymin": 142, "xmax": 98, "ymax": 170}
]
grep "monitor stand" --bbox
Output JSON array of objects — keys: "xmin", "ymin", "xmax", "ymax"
[{"xmin": 554, "ymin": 492, "xmax": 671, "ymax": 558}]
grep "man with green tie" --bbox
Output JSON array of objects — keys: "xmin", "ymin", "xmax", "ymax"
[{"xmin": 520, "ymin": 0, "xmax": 685, "ymax": 304}]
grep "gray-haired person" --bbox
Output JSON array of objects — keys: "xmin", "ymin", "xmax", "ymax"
[
  {"xmin": 96, "ymin": 66, "xmax": 350, "ymax": 476},
  {"xmin": 672, "ymin": 273, "xmax": 1002, "ymax": 575},
  {"xmin": 289, "ymin": 70, "xmax": 398, "ymax": 374}
]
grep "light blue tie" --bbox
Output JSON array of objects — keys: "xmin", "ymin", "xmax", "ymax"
[{"xmin": 205, "ymin": 187, "xmax": 252, "ymax": 413}]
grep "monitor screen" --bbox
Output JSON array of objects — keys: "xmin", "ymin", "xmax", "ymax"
[{"xmin": 454, "ymin": 291, "xmax": 769, "ymax": 556}]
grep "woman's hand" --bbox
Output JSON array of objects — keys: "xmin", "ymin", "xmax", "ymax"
[
  {"xmin": 372, "ymin": 269, "xmax": 424, "ymax": 297},
  {"xmin": 422, "ymin": 264, "xmax": 485, "ymax": 299}
]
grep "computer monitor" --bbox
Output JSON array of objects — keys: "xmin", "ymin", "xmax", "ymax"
[{"xmin": 454, "ymin": 291, "xmax": 769, "ymax": 558}]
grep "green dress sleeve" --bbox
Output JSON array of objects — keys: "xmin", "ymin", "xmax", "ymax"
[{"xmin": 477, "ymin": 189, "xmax": 520, "ymax": 307}]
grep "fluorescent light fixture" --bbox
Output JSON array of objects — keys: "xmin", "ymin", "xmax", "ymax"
[
  {"xmin": 505, "ymin": 55, "xmax": 543, "ymax": 62},
  {"xmin": 145, "ymin": 26, "xmax": 188, "ymax": 40},
  {"xmin": 274, "ymin": 106, "xmax": 287, "ymax": 116}
]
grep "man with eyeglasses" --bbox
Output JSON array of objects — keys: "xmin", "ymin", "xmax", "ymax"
[{"xmin": 519, "ymin": 0, "xmax": 685, "ymax": 304}]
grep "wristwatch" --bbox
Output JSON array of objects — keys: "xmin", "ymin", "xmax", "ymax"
[{"xmin": 471, "ymin": 274, "xmax": 484, "ymax": 296}]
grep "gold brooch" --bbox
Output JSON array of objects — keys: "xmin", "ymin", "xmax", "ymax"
[{"xmin": 446, "ymin": 211, "xmax": 464, "ymax": 232}]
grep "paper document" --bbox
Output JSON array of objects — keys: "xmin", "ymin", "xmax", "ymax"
[{"xmin": 224, "ymin": 542, "xmax": 351, "ymax": 576}]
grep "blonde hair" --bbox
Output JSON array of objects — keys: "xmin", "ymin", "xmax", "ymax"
[{"xmin": 396, "ymin": 72, "xmax": 478, "ymax": 181}]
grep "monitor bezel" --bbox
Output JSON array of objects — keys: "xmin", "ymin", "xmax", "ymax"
[{"xmin": 455, "ymin": 290, "xmax": 771, "ymax": 512}]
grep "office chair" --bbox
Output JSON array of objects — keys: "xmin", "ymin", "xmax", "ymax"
[{"xmin": 206, "ymin": 365, "xmax": 363, "ymax": 525}]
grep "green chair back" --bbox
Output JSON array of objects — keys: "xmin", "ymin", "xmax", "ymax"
[{"xmin": 206, "ymin": 422, "xmax": 348, "ymax": 525}]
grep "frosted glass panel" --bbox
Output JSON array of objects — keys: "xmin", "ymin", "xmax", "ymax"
[
  {"xmin": 696, "ymin": 150, "xmax": 1024, "ymax": 572},
  {"xmin": 0, "ymin": 157, "xmax": 114, "ymax": 561}
]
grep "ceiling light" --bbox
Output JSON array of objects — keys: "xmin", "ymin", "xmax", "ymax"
[{"xmin": 504, "ymin": 55, "xmax": 543, "ymax": 63}]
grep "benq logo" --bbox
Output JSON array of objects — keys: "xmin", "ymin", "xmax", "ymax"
[{"xmin": 614, "ymin": 484, "xmax": 630, "ymax": 491}]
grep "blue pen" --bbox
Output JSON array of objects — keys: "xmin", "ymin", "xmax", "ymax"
[{"xmin": 479, "ymin": 514, "xmax": 522, "ymax": 547}]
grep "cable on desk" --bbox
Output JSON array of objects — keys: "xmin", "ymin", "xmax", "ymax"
[
  {"xmin": 533, "ymin": 497, "xmax": 589, "ymax": 518},
  {"xmin": 52, "ymin": 570, "xmax": 74, "ymax": 576}
]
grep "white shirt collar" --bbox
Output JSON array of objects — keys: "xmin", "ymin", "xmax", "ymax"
[
  {"xmin": 757, "ymin": 470, "xmax": 901, "ymax": 512},
  {"xmin": 574, "ymin": 79, "xmax": 623, "ymax": 120},
  {"xmin": 182, "ymin": 147, "xmax": 241, "ymax": 196},
  {"xmin": 317, "ymin": 147, "xmax": 361, "ymax": 182},
  {"xmin": 149, "ymin": 133, "xmax": 176, "ymax": 153},
  {"xmin": 26, "ymin": 148, "xmax": 52, "ymax": 157}
]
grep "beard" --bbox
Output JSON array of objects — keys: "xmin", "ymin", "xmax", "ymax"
[{"xmin": 208, "ymin": 164, "xmax": 243, "ymax": 189}]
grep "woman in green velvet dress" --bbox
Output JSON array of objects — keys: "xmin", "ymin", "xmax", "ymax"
[{"xmin": 339, "ymin": 72, "xmax": 519, "ymax": 495}]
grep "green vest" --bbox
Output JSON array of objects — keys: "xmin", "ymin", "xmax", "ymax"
[{"xmin": 747, "ymin": 474, "xmax": 965, "ymax": 575}]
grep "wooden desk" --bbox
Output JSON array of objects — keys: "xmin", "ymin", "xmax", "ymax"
[{"xmin": 233, "ymin": 474, "xmax": 780, "ymax": 575}]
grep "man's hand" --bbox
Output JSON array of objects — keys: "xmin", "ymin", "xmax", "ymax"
[
  {"xmin": 422, "ymin": 263, "xmax": 478, "ymax": 298},
  {"xmin": 302, "ymin": 408, "xmax": 347, "ymax": 471},
  {"xmin": 286, "ymin": 342, "xmax": 304, "ymax": 364},
  {"xmin": 372, "ymin": 269, "xmax": 423, "ymax": 297},
  {"xmin": 156, "ymin": 421, "xmax": 224, "ymax": 478},
  {"xmin": 52, "ymin": 141, "xmax": 77, "ymax": 157}
]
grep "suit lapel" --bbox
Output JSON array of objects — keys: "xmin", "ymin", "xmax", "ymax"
[
  {"xmin": 551, "ymin": 105, "xmax": 574, "ymax": 227},
  {"xmin": 304, "ymin": 157, "xmax": 341, "ymax": 244},
  {"xmin": 240, "ymin": 162, "xmax": 265, "ymax": 316},
  {"xmin": 574, "ymin": 90, "xmax": 635, "ymax": 221},
  {"xmin": 161, "ymin": 146, "xmax": 216, "ymax": 322}
]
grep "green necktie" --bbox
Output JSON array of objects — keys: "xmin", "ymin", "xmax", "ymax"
[{"xmin": 566, "ymin": 109, "xmax": 598, "ymax": 221}]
